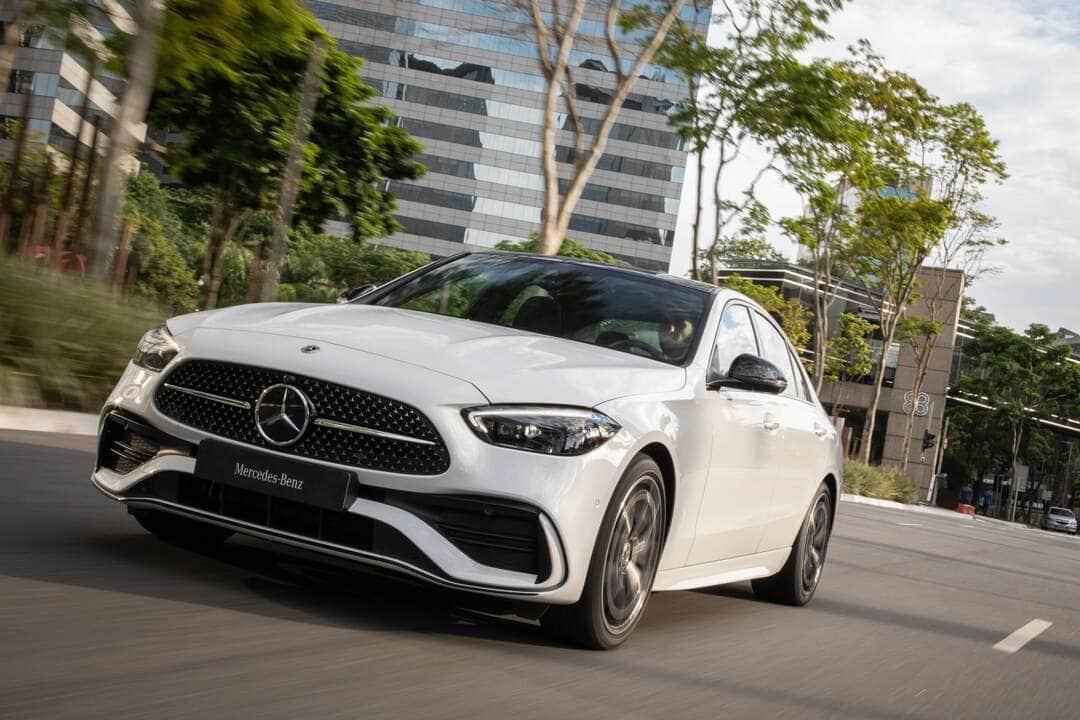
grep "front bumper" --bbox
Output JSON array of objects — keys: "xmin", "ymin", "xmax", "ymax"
[{"xmin": 92, "ymin": 359, "xmax": 629, "ymax": 604}]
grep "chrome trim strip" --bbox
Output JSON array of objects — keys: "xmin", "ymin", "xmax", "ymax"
[
  {"xmin": 313, "ymin": 417, "xmax": 437, "ymax": 446},
  {"xmin": 162, "ymin": 383, "xmax": 252, "ymax": 410}
]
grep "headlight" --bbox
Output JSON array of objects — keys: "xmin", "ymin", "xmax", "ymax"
[
  {"xmin": 133, "ymin": 325, "xmax": 180, "ymax": 371},
  {"xmin": 463, "ymin": 406, "xmax": 620, "ymax": 455}
]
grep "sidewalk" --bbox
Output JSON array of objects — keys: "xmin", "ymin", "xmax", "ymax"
[
  {"xmin": 0, "ymin": 405, "xmax": 98, "ymax": 436},
  {"xmin": 841, "ymin": 493, "xmax": 1031, "ymax": 530}
]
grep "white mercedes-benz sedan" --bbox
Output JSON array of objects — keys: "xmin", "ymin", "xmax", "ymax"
[{"xmin": 92, "ymin": 251, "xmax": 841, "ymax": 649}]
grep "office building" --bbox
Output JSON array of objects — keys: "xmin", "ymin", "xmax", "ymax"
[{"xmin": 308, "ymin": 0, "xmax": 710, "ymax": 271}]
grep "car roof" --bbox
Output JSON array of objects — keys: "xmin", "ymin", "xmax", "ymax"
[{"xmin": 465, "ymin": 250, "xmax": 720, "ymax": 296}]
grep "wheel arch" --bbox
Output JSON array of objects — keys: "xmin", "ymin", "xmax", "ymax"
[
  {"xmin": 823, "ymin": 473, "xmax": 838, "ymax": 521},
  {"xmin": 638, "ymin": 441, "xmax": 676, "ymax": 538}
]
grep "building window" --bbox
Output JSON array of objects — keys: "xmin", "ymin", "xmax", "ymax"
[{"xmin": 8, "ymin": 70, "xmax": 33, "ymax": 94}]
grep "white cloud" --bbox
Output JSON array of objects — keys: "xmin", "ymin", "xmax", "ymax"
[{"xmin": 670, "ymin": 0, "xmax": 1080, "ymax": 331}]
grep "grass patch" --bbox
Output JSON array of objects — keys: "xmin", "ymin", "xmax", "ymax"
[
  {"xmin": 843, "ymin": 459, "xmax": 917, "ymax": 504},
  {"xmin": 0, "ymin": 259, "xmax": 166, "ymax": 412}
]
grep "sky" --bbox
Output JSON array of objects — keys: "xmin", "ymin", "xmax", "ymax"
[{"xmin": 668, "ymin": 0, "xmax": 1080, "ymax": 333}]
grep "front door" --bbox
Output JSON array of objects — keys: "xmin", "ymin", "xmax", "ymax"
[{"xmin": 687, "ymin": 303, "xmax": 780, "ymax": 564}]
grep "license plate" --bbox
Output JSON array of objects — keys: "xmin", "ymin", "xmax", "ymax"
[{"xmin": 194, "ymin": 440, "xmax": 353, "ymax": 511}]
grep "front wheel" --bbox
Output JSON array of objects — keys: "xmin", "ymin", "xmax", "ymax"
[
  {"xmin": 541, "ymin": 455, "xmax": 666, "ymax": 650},
  {"xmin": 752, "ymin": 482, "xmax": 833, "ymax": 606}
]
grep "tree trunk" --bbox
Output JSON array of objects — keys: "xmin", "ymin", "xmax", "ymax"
[
  {"xmin": 690, "ymin": 144, "xmax": 704, "ymax": 281},
  {"xmin": 27, "ymin": 157, "xmax": 51, "ymax": 251},
  {"xmin": 52, "ymin": 57, "xmax": 96, "ymax": 268},
  {"xmin": 0, "ymin": 1, "xmax": 35, "ymax": 85},
  {"xmin": 0, "ymin": 89, "xmax": 34, "ymax": 252},
  {"xmin": 86, "ymin": 0, "xmax": 164, "ymax": 280},
  {"xmin": 1008, "ymin": 423, "xmax": 1024, "ymax": 522},
  {"xmin": 245, "ymin": 235, "xmax": 267, "ymax": 303},
  {"xmin": 111, "ymin": 218, "xmax": 133, "ymax": 295},
  {"xmin": 204, "ymin": 210, "xmax": 249, "ymax": 309},
  {"xmin": 259, "ymin": 36, "xmax": 326, "ymax": 303},
  {"xmin": 859, "ymin": 319, "xmax": 898, "ymax": 464},
  {"xmin": 71, "ymin": 117, "xmax": 101, "ymax": 260}
]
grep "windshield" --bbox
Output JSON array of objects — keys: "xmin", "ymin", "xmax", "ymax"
[
  {"xmin": 1049, "ymin": 508, "xmax": 1075, "ymax": 519},
  {"xmin": 370, "ymin": 254, "xmax": 710, "ymax": 365}
]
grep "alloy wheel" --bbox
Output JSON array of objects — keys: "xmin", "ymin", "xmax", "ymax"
[
  {"xmin": 601, "ymin": 475, "xmax": 663, "ymax": 636},
  {"xmin": 801, "ymin": 495, "xmax": 831, "ymax": 594}
]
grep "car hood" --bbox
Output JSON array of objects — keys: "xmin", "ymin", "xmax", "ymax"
[{"xmin": 170, "ymin": 303, "xmax": 687, "ymax": 406}]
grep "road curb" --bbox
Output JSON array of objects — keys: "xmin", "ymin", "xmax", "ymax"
[
  {"xmin": 840, "ymin": 493, "xmax": 1034, "ymax": 529},
  {"xmin": 840, "ymin": 493, "xmax": 975, "ymax": 521},
  {"xmin": 0, "ymin": 405, "xmax": 98, "ymax": 436}
]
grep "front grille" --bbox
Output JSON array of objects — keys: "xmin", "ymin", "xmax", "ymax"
[
  {"xmin": 128, "ymin": 473, "xmax": 440, "ymax": 575},
  {"xmin": 155, "ymin": 360, "xmax": 450, "ymax": 475}
]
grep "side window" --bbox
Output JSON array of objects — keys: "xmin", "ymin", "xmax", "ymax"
[
  {"xmin": 788, "ymin": 349, "xmax": 810, "ymax": 401},
  {"xmin": 710, "ymin": 304, "xmax": 758, "ymax": 378},
  {"xmin": 752, "ymin": 312, "xmax": 797, "ymax": 399}
]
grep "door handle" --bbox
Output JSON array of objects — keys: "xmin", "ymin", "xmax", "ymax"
[
  {"xmin": 763, "ymin": 416, "xmax": 780, "ymax": 431},
  {"xmin": 814, "ymin": 424, "xmax": 829, "ymax": 438}
]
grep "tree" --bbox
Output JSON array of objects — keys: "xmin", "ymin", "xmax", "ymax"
[
  {"xmin": 660, "ymin": 2, "xmax": 845, "ymax": 283},
  {"xmin": 258, "ymin": 35, "xmax": 327, "ymax": 302},
  {"xmin": 722, "ymin": 273, "xmax": 809, "ymax": 353},
  {"xmin": 696, "ymin": 235, "xmax": 784, "ymax": 278},
  {"xmin": 781, "ymin": 44, "xmax": 936, "ymax": 392},
  {"xmin": 521, "ymin": 0, "xmax": 686, "ymax": 255},
  {"xmin": 149, "ymin": 19, "xmax": 423, "ymax": 307},
  {"xmin": 822, "ymin": 312, "xmax": 876, "ymax": 420},
  {"xmin": 953, "ymin": 322, "xmax": 1080, "ymax": 521},
  {"xmin": 87, "ymin": 0, "xmax": 165, "ymax": 280},
  {"xmin": 279, "ymin": 230, "xmax": 430, "ymax": 303},
  {"xmin": 495, "ymin": 234, "xmax": 619, "ymax": 264}
]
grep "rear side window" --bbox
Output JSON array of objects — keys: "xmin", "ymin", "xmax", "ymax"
[
  {"xmin": 752, "ymin": 312, "xmax": 798, "ymax": 399},
  {"xmin": 710, "ymin": 304, "xmax": 758, "ymax": 378}
]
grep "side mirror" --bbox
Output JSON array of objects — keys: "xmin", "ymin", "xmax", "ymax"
[
  {"xmin": 708, "ymin": 353, "xmax": 788, "ymax": 394},
  {"xmin": 336, "ymin": 284, "xmax": 378, "ymax": 304}
]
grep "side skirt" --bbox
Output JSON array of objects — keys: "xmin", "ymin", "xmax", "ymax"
[{"xmin": 652, "ymin": 548, "xmax": 791, "ymax": 592}]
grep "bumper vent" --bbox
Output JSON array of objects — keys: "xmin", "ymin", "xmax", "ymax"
[
  {"xmin": 154, "ymin": 360, "xmax": 450, "ymax": 475},
  {"xmin": 99, "ymin": 412, "xmax": 191, "ymax": 474}
]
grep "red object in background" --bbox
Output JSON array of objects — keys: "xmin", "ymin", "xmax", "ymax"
[
  {"xmin": 956, "ymin": 504, "xmax": 976, "ymax": 516},
  {"xmin": 23, "ymin": 244, "xmax": 87, "ymax": 277}
]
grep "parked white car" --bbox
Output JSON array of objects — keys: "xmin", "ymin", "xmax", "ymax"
[
  {"xmin": 1042, "ymin": 507, "xmax": 1077, "ymax": 534},
  {"xmin": 92, "ymin": 252, "xmax": 842, "ymax": 648}
]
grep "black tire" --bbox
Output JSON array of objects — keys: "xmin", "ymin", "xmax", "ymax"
[
  {"xmin": 131, "ymin": 509, "xmax": 233, "ymax": 551},
  {"xmin": 752, "ymin": 481, "xmax": 833, "ymax": 606},
  {"xmin": 541, "ymin": 455, "xmax": 666, "ymax": 650}
]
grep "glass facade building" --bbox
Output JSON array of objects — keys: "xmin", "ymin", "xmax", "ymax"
[
  {"xmin": 308, "ymin": 0, "xmax": 711, "ymax": 271},
  {"xmin": 0, "ymin": 4, "xmax": 128, "ymax": 164}
]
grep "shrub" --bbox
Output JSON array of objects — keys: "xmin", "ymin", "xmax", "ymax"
[
  {"xmin": 843, "ymin": 459, "xmax": 917, "ymax": 503},
  {"xmin": 0, "ymin": 259, "xmax": 166, "ymax": 412}
]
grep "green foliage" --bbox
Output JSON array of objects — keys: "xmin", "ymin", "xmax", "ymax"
[
  {"xmin": 279, "ymin": 231, "xmax": 430, "ymax": 303},
  {"xmin": 0, "ymin": 257, "xmax": 165, "ymax": 412},
  {"xmin": 823, "ymin": 313, "xmax": 876, "ymax": 383},
  {"xmin": 149, "ymin": 12, "xmax": 424, "ymax": 241},
  {"xmin": 122, "ymin": 174, "xmax": 199, "ymax": 312},
  {"xmin": 843, "ymin": 459, "xmax": 917, "ymax": 503},
  {"xmin": 722, "ymin": 274, "xmax": 810, "ymax": 351},
  {"xmin": 495, "ymin": 235, "xmax": 619, "ymax": 264}
]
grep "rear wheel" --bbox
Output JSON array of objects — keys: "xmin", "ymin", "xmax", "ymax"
[
  {"xmin": 541, "ymin": 455, "xmax": 666, "ymax": 650},
  {"xmin": 131, "ymin": 509, "xmax": 233, "ymax": 551},
  {"xmin": 752, "ymin": 482, "xmax": 832, "ymax": 606}
]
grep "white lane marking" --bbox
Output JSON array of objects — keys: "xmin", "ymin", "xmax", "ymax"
[
  {"xmin": 897, "ymin": 522, "xmax": 923, "ymax": 527},
  {"xmin": 993, "ymin": 619, "xmax": 1053, "ymax": 654}
]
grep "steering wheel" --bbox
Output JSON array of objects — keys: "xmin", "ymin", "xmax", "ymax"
[{"xmin": 608, "ymin": 337, "xmax": 664, "ymax": 360}]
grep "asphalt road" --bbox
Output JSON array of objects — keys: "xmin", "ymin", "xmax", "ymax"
[{"xmin": 3, "ymin": 430, "xmax": 1080, "ymax": 719}]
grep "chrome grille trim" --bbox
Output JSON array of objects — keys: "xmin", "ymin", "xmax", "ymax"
[
  {"xmin": 162, "ymin": 383, "xmax": 252, "ymax": 410},
  {"xmin": 312, "ymin": 417, "xmax": 437, "ymax": 446}
]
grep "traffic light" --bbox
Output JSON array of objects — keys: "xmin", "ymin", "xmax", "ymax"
[{"xmin": 922, "ymin": 431, "xmax": 936, "ymax": 451}]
